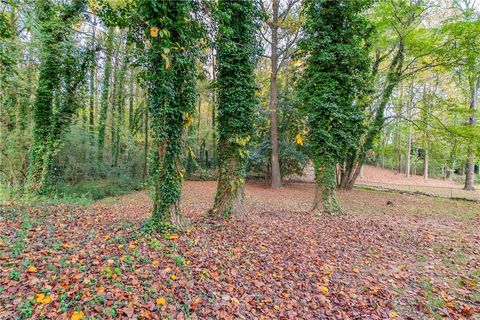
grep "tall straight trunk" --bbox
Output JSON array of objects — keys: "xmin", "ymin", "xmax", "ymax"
[
  {"xmin": 113, "ymin": 39, "xmax": 128, "ymax": 167},
  {"xmin": 464, "ymin": 78, "xmax": 477, "ymax": 191},
  {"xmin": 89, "ymin": 16, "xmax": 97, "ymax": 133},
  {"xmin": 269, "ymin": 0, "xmax": 282, "ymax": 188},
  {"xmin": 142, "ymin": 102, "xmax": 148, "ymax": 179},
  {"xmin": 422, "ymin": 84, "xmax": 430, "ymax": 181},
  {"xmin": 128, "ymin": 70, "xmax": 135, "ymax": 132},
  {"xmin": 405, "ymin": 82, "xmax": 414, "ymax": 178},
  {"xmin": 110, "ymin": 40, "xmax": 121, "ymax": 164},
  {"xmin": 210, "ymin": 0, "xmax": 258, "ymax": 218},
  {"xmin": 26, "ymin": 42, "xmax": 61, "ymax": 192},
  {"xmin": 423, "ymin": 148, "xmax": 429, "ymax": 181},
  {"xmin": 211, "ymin": 54, "xmax": 217, "ymax": 168},
  {"xmin": 97, "ymin": 27, "xmax": 114, "ymax": 162},
  {"xmin": 405, "ymin": 120, "xmax": 412, "ymax": 178}
]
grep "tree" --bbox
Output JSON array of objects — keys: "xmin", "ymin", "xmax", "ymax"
[
  {"xmin": 297, "ymin": 0, "xmax": 372, "ymax": 214},
  {"xmin": 338, "ymin": 0, "xmax": 450, "ymax": 189},
  {"xmin": 260, "ymin": 0, "xmax": 301, "ymax": 188},
  {"xmin": 25, "ymin": 0, "xmax": 90, "ymax": 193},
  {"xmin": 97, "ymin": 27, "xmax": 114, "ymax": 162},
  {"xmin": 210, "ymin": 0, "xmax": 260, "ymax": 218},
  {"xmin": 140, "ymin": 0, "xmax": 203, "ymax": 230},
  {"xmin": 443, "ymin": 1, "xmax": 480, "ymax": 190}
]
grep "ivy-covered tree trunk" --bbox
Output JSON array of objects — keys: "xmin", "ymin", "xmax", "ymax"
[
  {"xmin": 97, "ymin": 27, "xmax": 114, "ymax": 162},
  {"xmin": 311, "ymin": 160, "xmax": 340, "ymax": 214},
  {"xmin": 26, "ymin": 0, "xmax": 85, "ymax": 193},
  {"xmin": 298, "ymin": 0, "xmax": 372, "ymax": 214},
  {"xmin": 210, "ymin": 0, "xmax": 259, "ymax": 218},
  {"xmin": 140, "ymin": 0, "xmax": 201, "ymax": 230}
]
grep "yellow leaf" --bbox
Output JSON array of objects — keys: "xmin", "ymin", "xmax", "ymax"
[
  {"xmin": 323, "ymin": 270, "xmax": 332, "ymax": 275},
  {"xmin": 390, "ymin": 311, "xmax": 399, "ymax": 318},
  {"xmin": 27, "ymin": 265, "xmax": 37, "ymax": 273},
  {"xmin": 152, "ymin": 260, "xmax": 159, "ymax": 265},
  {"xmin": 352, "ymin": 268, "xmax": 360, "ymax": 274},
  {"xmin": 168, "ymin": 234, "xmax": 179, "ymax": 240},
  {"xmin": 71, "ymin": 311, "xmax": 84, "ymax": 320},
  {"xmin": 103, "ymin": 235, "xmax": 110, "ymax": 241},
  {"xmin": 319, "ymin": 286, "xmax": 329, "ymax": 295},
  {"xmin": 117, "ymin": 244, "xmax": 124, "ymax": 249},
  {"xmin": 281, "ymin": 292, "xmax": 289, "ymax": 298},
  {"xmin": 36, "ymin": 293, "xmax": 52, "ymax": 304},
  {"xmin": 295, "ymin": 134, "xmax": 304, "ymax": 146},
  {"xmin": 150, "ymin": 27, "xmax": 159, "ymax": 38},
  {"xmin": 274, "ymin": 305, "xmax": 280, "ymax": 310},
  {"xmin": 170, "ymin": 274, "xmax": 177, "ymax": 280},
  {"xmin": 107, "ymin": 259, "xmax": 114, "ymax": 265},
  {"xmin": 62, "ymin": 243, "xmax": 71, "ymax": 249},
  {"xmin": 128, "ymin": 244, "xmax": 136, "ymax": 249},
  {"xmin": 184, "ymin": 112, "xmax": 193, "ymax": 128},
  {"xmin": 156, "ymin": 297, "xmax": 166, "ymax": 306}
]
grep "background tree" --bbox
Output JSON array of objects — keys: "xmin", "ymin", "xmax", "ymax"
[
  {"xmin": 298, "ymin": 0, "xmax": 372, "ymax": 214},
  {"xmin": 259, "ymin": 0, "xmax": 301, "ymax": 188},
  {"xmin": 25, "ymin": 0, "xmax": 91, "ymax": 193}
]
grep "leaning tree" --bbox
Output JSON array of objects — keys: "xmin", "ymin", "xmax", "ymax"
[
  {"xmin": 210, "ymin": 0, "xmax": 260, "ymax": 217},
  {"xmin": 139, "ymin": 0, "xmax": 203, "ymax": 230},
  {"xmin": 297, "ymin": 0, "xmax": 372, "ymax": 214}
]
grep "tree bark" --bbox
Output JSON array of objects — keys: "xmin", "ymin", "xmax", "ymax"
[
  {"xmin": 339, "ymin": 42, "xmax": 404, "ymax": 190},
  {"xmin": 88, "ymin": 16, "xmax": 96, "ymax": 134},
  {"xmin": 97, "ymin": 28, "xmax": 114, "ymax": 162},
  {"xmin": 464, "ymin": 78, "xmax": 477, "ymax": 191},
  {"xmin": 269, "ymin": 0, "xmax": 282, "ymax": 189}
]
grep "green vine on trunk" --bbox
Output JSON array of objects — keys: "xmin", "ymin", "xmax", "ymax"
[
  {"xmin": 210, "ymin": 0, "xmax": 260, "ymax": 218},
  {"xmin": 297, "ymin": 0, "xmax": 372, "ymax": 215},
  {"xmin": 26, "ymin": 0, "xmax": 90, "ymax": 194},
  {"xmin": 139, "ymin": 0, "xmax": 203, "ymax": 231}
]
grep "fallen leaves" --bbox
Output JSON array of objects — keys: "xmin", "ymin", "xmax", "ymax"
[
  {"xmin": 36, "ymin": 293, "xmax": 52, "ymax": 304},
  {"xmin": 319, "ymin": 286, "xmax": 329, "ymax": 295},
  {"xmin": 156, "ymin": 297, "xmax": 166, "ymax": 306},
  {"xmin": 26, "ymin": 265, "xmax": 37, "ymax": 273},
  {"xmin": 1, "ymin": 181, "xmax": 479, "ymax": 319}
]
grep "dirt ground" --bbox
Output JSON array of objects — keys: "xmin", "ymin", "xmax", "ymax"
[
  {"xmin": 1, "ymin": 181, "xmax": 480, "ymax": 319},
  {"xmin": 291, "ymin": 165, "xmax": 464, "ymax": 188}
]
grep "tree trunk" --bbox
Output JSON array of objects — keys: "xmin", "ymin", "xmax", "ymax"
[
  {"xmin": 142, "ymin": 102, "xmax": 148, "ymax": 179},
  {"xmin": 423, "ymin": 148, "xmax": 429, "ymax": 181},
  {"xmin": 269, "ymin": 0, "xmax": 281, "ymax": 189},
  {"xmin": 89, "ymin": 16, "xmax": 96, "ymax": 134},
  {"xmin": 339, "ymin": 42, "xmax": 404, "ymax": 190},
  {"xmin": 406, "ymin": 123, "xmax": 412, "ymax": 178},
  {"xmin": 211, "ymin": 140, "xmax": 248, "ymax": 217},
  {"xmin": 464, "ymin": 78, "xmax": 477, "ymax": 191},
  {"xmin": 97, "ymin": 28, "xmax": 114, "ymax": 162},
  {"xmin": 311, "ymin": 161, "xmax": 342, "ymax": 215}
]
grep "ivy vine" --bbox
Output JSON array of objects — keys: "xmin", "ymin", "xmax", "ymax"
[{"xmin": 297, "ymin": 0, "xmax": 372, "ymax": 215}]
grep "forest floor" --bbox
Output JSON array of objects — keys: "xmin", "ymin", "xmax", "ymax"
[
  {"xmin": 291, "ymin": 165, "xmax": 480, "ymax": 200},
  {"xmin": 1, "ymin": 181, "xmax": 480, "ymax": 319}
]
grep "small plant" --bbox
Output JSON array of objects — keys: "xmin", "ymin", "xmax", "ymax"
[
  {"xmin": 175, "ymin": 255, "xmax": 186, "ymax": 268},
  {"xmin": 9, "ymin": 270, "xmax": 20, "ymax": 281},
  {"xmin": 18, "ymin": 298, "xmax": 34, "ymax": 319}
]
